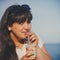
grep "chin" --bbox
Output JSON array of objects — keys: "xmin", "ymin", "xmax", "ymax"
[
  {"xmin": 20, "ymin": 34, "xmax": 26, "ymax": 39},
  {"xmin": 23, "ymin": 37, "xmax": 26, "ymax": 39},
  {"xmin": 22, "ymin": 36, "xmax": 26, "ymax": 39}
]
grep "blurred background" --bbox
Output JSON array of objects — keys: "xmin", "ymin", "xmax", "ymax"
[{"xmin": 0, "ymin": 0, "xmax": 60, "ymax": 60}]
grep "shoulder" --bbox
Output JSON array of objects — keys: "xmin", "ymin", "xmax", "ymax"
[{"xmin": 38, "ymin": 39, "xmax": 44, "ymax": 48}]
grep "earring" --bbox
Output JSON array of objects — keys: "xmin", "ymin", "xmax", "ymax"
[{"xmin": 8, "ymin": 27, "xmax": 11, "ymax": 31}]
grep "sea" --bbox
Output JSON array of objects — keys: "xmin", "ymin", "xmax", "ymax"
[{"xmin": 45, "ymin": 43, "xmax": 60, "ymax": 60}]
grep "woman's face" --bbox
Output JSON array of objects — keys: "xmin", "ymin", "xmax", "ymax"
[{"xmin": 8, "ymin": 19, "xmax": 31, "ymax": 40}]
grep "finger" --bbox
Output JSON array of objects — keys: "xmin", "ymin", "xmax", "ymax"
[
  {"xmin": 31, "ymin": 37, "xmax": 37, "ymax": 43},
  {"xmin": 30, "ymin": 35, "xmax": 36, "ymax": 41},
  {"xmin": 28, "ymin": 55, "xmax": 35, "ymax": 60},
  {"xmin": 29, "ymin": 32, "xmax": 36, "ymax": 40},
  {"xmin": 29, "ymin": 35, "xmax": 38, "ymax": 44},
  {"xmin": 26, "ymin": 50, "xmax": 33, "ymax": 57},
  {"xmin": 29, "ymin": 32, "xmax": 35, "ymax": 36}
]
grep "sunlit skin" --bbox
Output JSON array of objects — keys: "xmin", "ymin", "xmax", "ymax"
[
  {"xmin": 8, "ymin": 18, "xmax": 39, "ymax": 60},
  {"xmin": 9, "ymin": 21, "xmax": 31, "ymax": 40},
  {"xmin": 0, "ymin": 4, "xmax": 52, "ymax": 60},
  {"xmin": 8, "ymin": 18, "xmax": 38, "ymax": 47},
  {"xmin": 8, "ymin": 19, "xmax": 51, "ymax": 60}
]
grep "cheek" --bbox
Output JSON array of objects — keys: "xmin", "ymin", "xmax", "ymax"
[
  {"xmin": 11, "ymin": 26, "xmax": 22, "ymax": 37},
  {"xmin": 11, "ymin": 25, "xmax": 21, "ymax": 33},
  {"xmin": 12, "ymin": 23, "xmax": 22, "ymax": 30},
  {"xmin": 11, "ymin": 28, "xmax": 19, "ymax": 34},
  {"xmin": 29, "ymin": 24, "xmax": 31, "ymax": 30}
]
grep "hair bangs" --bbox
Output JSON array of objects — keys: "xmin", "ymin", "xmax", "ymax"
[{"xmin": 14, "ymin": 12, "xmax": 32, "ymax": 24}]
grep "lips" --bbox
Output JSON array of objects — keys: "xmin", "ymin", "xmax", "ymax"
[
  {"xmin": 22, "ymin": 30, "xmax": 30, "ymax": 34},
  {"xmin": 22, "ymin": 32, "xmax": 27, "ymax": 36}
]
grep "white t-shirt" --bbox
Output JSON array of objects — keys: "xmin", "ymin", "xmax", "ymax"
[{"xmin": 16, "ymin": 40, "xmax": 44, "ymax": 60}]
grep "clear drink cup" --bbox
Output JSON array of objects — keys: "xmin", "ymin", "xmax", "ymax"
[
  {"xmin": 24, "ymin": 32, "xmax": 37, "ymax": 59},
  {"xmin": 25, "ymin": 37, "xmax": 37, "ymax": 58}
]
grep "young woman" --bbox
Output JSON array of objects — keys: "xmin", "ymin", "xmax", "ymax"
[{"xmin": 0, "ymin": 4, "xmax": 51, "ymax": 60}]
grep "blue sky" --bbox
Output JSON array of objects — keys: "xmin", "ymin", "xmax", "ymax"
[{"xmin": 0, "ymin": 0, "xmax": 60, "ymax": 43}]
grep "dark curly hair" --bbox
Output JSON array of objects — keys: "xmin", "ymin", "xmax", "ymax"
[
  {"xmin": 1, "ymin": 4, "xmax": 32, "ymax": 36},
  {"xmin": 0, "ymin": 4, "xmax": 32, "ymax": 60}
]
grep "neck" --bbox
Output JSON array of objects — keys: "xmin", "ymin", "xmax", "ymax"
[{"xmin": 10, "ymin": 32, "xmax": 24, "ymax": 48}]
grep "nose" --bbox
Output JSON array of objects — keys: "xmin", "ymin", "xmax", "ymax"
[{"xmin": 24, "ymin": 22, "xmax": 31, "ymax": 31}]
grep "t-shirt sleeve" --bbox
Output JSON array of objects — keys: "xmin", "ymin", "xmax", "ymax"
[{"xmin": 38, "ymin": 39, "xmax": 44, "ymax": 48}]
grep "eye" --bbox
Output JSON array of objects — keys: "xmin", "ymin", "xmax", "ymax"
[
  {"xmin": 20, "ymin": 23, "xmax": 24, "ymax": 25},
  {"xmin": 18, "ymin": 22, "xmax": 25, "ymax": 25},
  {"xmin": 27, "ymin": 21, "xmax": 31, "ymax": 24}
]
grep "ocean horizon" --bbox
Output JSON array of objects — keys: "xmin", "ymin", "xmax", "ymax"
[{"xmin": 44, "ymin": 43, "xmax": 60, "ymax": 60}]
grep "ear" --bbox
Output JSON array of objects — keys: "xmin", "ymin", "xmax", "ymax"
[{"xmin": 8, "ymin": 26, "xmax": 12, "ymax": 31}]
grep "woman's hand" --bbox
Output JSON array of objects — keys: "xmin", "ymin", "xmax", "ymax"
[
  {"xmin": 20, "ymin": 32, "xmax": 39, "ymax": 60},
  {"xmin": 29, "ymin": 32, "xmax": 39, "ymax": 45},
  {"xmin": 20, "ymin": 48, "xmax": 36, "ymax": 60}
]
